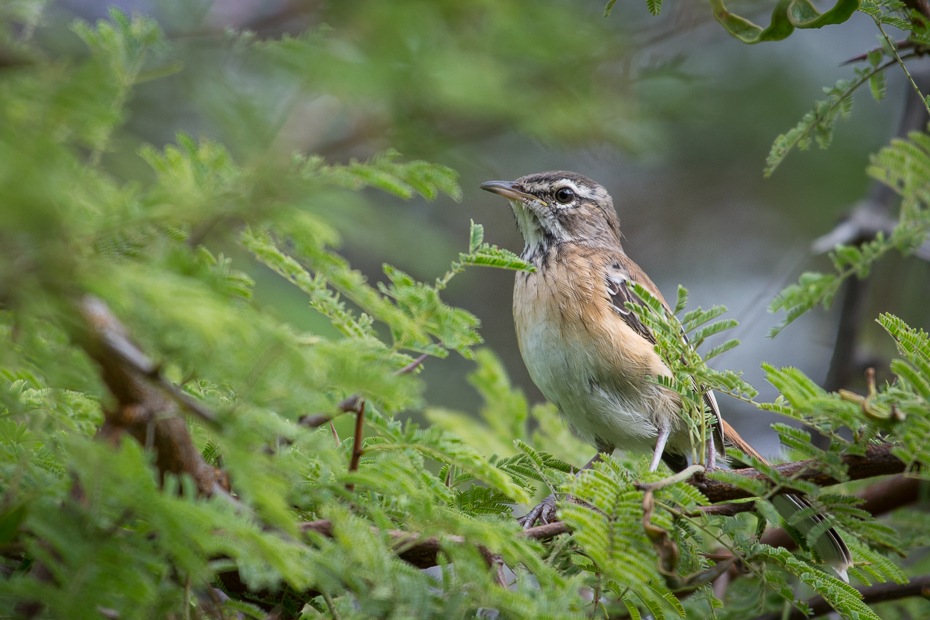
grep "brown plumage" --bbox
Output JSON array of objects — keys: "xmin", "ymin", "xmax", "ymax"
[{"xmin": 481, "ymin": 170, "xmax": 852, "ymax": 580}]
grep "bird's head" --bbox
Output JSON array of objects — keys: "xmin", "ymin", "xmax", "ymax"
[{"xmin": 480, "ymin": 171, "xmax": 622, "ymax": 257}]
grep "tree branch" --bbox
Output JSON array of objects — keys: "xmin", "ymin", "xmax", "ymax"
[
  {"xmin": 77, "ymin": 295, "xmax": 228, "ymax": 495},
  {"xmin": 749, "ymin": 574, "xmax": 930, "ymax": 620},
  {"xmin": 296, "ymin": 517, "xmax": 568, "ymax": 570},
  {"xmin": 903, "ymin": 0, "xmax": 930, "ymax": 24},
  {"xmin": 691, "ymin": 443, "xmax": 906, "ymax": 503},
  {"xmin": 760, "ymin": 473, "xmax": 920, "ymax": 550},
  {"xmin": 291, "ymin": 444, "xmax": 910, "ymax": 572}
]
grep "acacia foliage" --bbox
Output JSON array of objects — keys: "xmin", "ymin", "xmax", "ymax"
[{"xmin": 0, "ymin": 5, "xmax": 930, "ymax": 620}]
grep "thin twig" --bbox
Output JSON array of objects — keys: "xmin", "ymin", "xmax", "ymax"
[
  {"xmin": 395, "ymin": 353, "xmax": 429, "ymax": 375},
  {"xmin": 300, "ymin": 354, "xmax": 428, "ymax": 429},
  {"xmin": 346, "ymin": 401, "xmax": 366, "ymax": 491},
  {"xmin": 841, "ymin": 39, "xmax": 921, "ymax": 65},
  {"xmin": 184, "ymin": 575, "xmax": 191, "ymax": 620},
  {"xmin": 590, "ymin": 573, "xmax": 603, "ymax": 619},
  {"xmin": 299, "ymin": 395, "xmax": 363, "ymax": 429}
]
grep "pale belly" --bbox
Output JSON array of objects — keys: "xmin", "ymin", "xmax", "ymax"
[{"xmin": 513, "ymin": 274, "xmax": 687, "ymax": 457}]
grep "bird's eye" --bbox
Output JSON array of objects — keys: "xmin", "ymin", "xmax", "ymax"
[{"xmin": 555, "ymin": 187, "xmax": 575, "ymax": 204}]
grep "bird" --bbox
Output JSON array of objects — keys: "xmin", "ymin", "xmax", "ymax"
[{"xmin": 480, "ymin": 170, "xmax": 852, "ymax": 580}]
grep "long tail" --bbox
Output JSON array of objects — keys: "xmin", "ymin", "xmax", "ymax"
[
  {"xmin": 721, "ymin": 420, "xmax": 852, "ymax": 582},
  {"xmin": 770, "ymin": 494, "xmax": 852, "ymax": 582}
]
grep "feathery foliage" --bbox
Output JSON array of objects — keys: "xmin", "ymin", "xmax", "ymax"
[
  {"xmin": 770, "ymin": 127, "xmax": 930, "ymax": 334},
  {"xmin": 626, "ymin": 283, "xmax": 755, "ymax": 463},
  {"xmin": 2, "ymin": 4, "xmax": 930, "ymax": 620}
]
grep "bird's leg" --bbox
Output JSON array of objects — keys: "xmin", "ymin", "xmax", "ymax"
[
  {"xmin": 518, "ymin": 449, "xmax": 609, "ymax": 529},
  {"xmin": 704, "ymin": 432, "xmax": 717, "ymax": 472},
  {"xmin": 580, "ymin": 452, "xmax": 604, "ymax": 471},
  {"xmin": 649, "ymin": 426, "xmax": 671, "ymax": 472}
]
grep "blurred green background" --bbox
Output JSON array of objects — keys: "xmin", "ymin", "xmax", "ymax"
[{"xmin": 39, "ymin": 0, "xmax": 927, "ymax": 455}]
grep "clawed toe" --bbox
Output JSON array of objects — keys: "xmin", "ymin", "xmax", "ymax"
[{"xmin": 516, "ymin": 493, "xmax": 559, "ymax": 529}]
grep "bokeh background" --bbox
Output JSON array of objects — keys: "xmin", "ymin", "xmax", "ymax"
[{"xmin": 43, "ymin": 0, "xmax": 929, "ymax": 457}]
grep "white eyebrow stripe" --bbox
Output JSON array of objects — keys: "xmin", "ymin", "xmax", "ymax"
[
  {"xmin": 558, "ymin": 180, "xmax": 581, "ymax": 194},
  {"xmin": 522, "ymin": 179, "xmax": 597, "ymax": 200}
]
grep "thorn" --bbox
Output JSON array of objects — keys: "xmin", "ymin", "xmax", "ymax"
[
  {"xmin": 841, "ymin": 40, "xmax": 922, "ymax": 66},
  {"xmin": 395, "ymin": 353, "xmax": 429, "ymax": 376}
]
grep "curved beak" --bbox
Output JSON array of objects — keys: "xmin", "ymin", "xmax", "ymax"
[{"xmin": 480, "ymin": 180, "xmax": 535, "ymax": 202}]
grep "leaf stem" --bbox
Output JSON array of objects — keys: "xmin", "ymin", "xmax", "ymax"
[
  {"xmin": 766, "ymin": 54, "xmax": 914, "ymax": 176},
  {"xmin": 874, "ymin": 19, "xmax": 930, "ymax": 118},
  {"xmin": 637, "ymin": 464, "xmax": 705, "ymax": 491},
  {"xmin": 322, "ymin": 590, "xmax": 342, "ymax": 620}
]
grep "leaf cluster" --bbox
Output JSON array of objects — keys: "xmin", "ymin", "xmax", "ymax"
[
  {"xmin": 2, "ymin": 6, "xmax": 930, "ymax": 620},
  {"xmin": 769, "ymin": 128, "xmax": 930, "ymax": 334}
]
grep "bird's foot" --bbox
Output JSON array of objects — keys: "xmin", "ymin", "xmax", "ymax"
[{"xmin": 517, "ymin": 493, "xmax": 561, "ymax": 529}]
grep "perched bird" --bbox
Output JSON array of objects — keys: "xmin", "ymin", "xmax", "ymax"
[{"xmin": 481, "ymin": 170, "xmax": 852, "ymax": 580}]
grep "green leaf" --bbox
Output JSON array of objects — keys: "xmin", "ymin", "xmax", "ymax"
[
  {"xmin": 709, "ymin": 0, "xmax": 858, "ymax": 45},
  {"xmin": 468, "ymin": 219, "xmax": 484, "ymax": 253},
  {"xmin": 0, "ymin": 504, "xmax": 27, "ymax": 544}
]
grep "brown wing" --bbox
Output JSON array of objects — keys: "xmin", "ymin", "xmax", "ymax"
[
  {"xmin": 603, "ymin": 254, "xmax": 726, "ymax": 453},
  {"xmin": 604, "ymin": 261, "xmax": 655, "ymax": 343}
]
